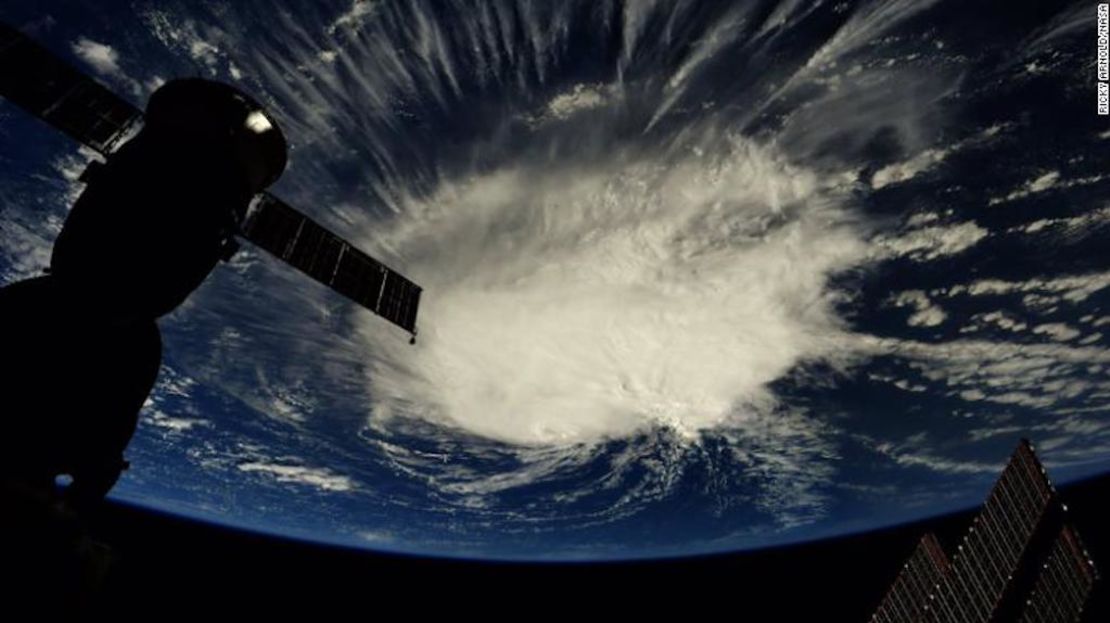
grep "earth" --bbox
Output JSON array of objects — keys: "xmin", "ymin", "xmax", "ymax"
[{"xmin": 1, "ymin": 0, "xmax": 1108, "ymax": 561}]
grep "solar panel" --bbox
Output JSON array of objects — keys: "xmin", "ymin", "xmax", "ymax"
[
  {"xmin": 920, "ymin": 440, "xmax": 1069, "ymax": 623},
  {"xmin": 242, "ymin": 193, "xmax": 422, "ymax": 334},
  {"xmin": 0, "ymin": 21, "xmax": 142, "ymax": 155},
  {"xmin": 923, "ymin": 440, "xmax": 1057, "ymax": 623},
  {"xmin": 1018, "ymin": 526, "xmax": 1099, "ymax": 623},
  {"xmin": 873, "ymin": 440, "xmax": 1098, "ymax": 623},
  {"xmin": 870, "ymin": 533, "xmax": 949, "ymax": 623}
]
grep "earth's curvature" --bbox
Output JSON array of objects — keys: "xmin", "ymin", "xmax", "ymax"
[{"xmin": 1, "ymin": 0, "xmax": 1108, "ymax": 560}]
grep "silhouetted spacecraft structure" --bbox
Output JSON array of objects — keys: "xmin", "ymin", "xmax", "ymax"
[
  {"xmin": 0, "ymin": 20, "xmax": 422, "ymax": 336},
  {"xmin": 869, "ymin": 439, "xmax": 1099, "ymax": 623},
  {"xmin": 0, "ymin": 20, "xmax": 421, "ymax": 505}
]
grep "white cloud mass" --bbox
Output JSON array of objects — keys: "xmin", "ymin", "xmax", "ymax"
[
  {"xmin": 525, "ymin": 83, "xmax": 615, "ymax": 125},
  {"xmin": 71, "ymin": 37, "xmax": 122, "ymax": 76},
  {"xmin": 358, "ymin": 138, "xmax": 870, "ymax": 445},
  {"xmin": 328, "ymin": 0, "xmax": 381, "ymax": 34},
  {"xmin": 70, "ymin": 37, "xmax": 147, "ymax": 97}
]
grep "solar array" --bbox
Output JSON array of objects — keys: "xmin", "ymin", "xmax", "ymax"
[
  {"xmin": 870, "ymin": 440, "xmax": 1099, "ymax": 623},
  {"xmin": 243, "ymin": 194, "xmax": 421, "ymax": 333},
  {"xmin": 0, "ymin": 21, "xmax": 141, "ymax": 155},
  {"xmin": 871, "ymin": 534, "xmax": 950, "ymax": 623},
  {"xmin": 1018, "ymin": 526, "xmax": 1099, "ymax": 623},
  {"xmin": 922, "ymin": 441, "xmax": 1055, "ymax": 623}
]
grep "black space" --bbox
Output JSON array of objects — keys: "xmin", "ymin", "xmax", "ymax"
[{"xmin": 16, "ymin": 471, "xmax": 1097, "ymax": 619}]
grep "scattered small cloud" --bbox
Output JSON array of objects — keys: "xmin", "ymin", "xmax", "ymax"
[
  {"xmin": 871, "ymin": 437, "xmax": 999, "ymax": 475},
  {"xmin": 1078, "ymin": 333, "xmax": 1102, "ymax": 345},
  {"xmin": 943, "ymin": 271, "xmax": 1110, "ymax": 306},
  {"xmin": 959, "ymin": 389, "xmax": 986, "ymax": 401},
  {"xmin": 72, "ymin": 37, "xmax": 122, "ymax": 77},
  {"xmin": 988, "ymin": 171, "xmax": 1059, "ymax": 205},
  {"xmin": 237, "ymin": 462, "xmax": 355, "ymax": 492},
  {"xmin": 71, "ymin": 37, "xmax": 144, "ymax": 97},
  {"xmin": 358, "ymin": 530, "xmax": 397, "ymax": 544},
  {"xmin": 142, "ymin": 10, "xmax": 237, "ymax": 79},
  {"xmin": 859, "ymin": 334, "xmax": 1110, "ymax": 411},
  {"xmin": 889, "ymin": 290, "xmax": 947, "ymax": 327},
  {"xmin": 1008, "ymin": 206, "xmax": 1110, "ymax": 238},
  {"xmin": 871, "ymin": 148, "xmax": 948, "ymax": 189},
  {"xmin": 545, "ymin": 84, "xmax": 611, "ymax": 119},
  {"xmin": 328, "ymin": 0, "xmax": 380, "ymax": 35},
  {"xmin": 971, "ymin": 310, "xmax": 1028, "ymax": 333},
  {"xmin": 523, "ymin": 83, "xmax": 616, "ymax": 126},
  {"xmin": 1032, "ymin": 323, "xmax": 1081, "ymax": 342},
  {"xmin": 869, "ymin": 124, "xmax": 1007, "ymax": 190},
  {"xmin": 871, "ymin": 220, "xmax": 988, "ymax": 261},
  {"xmin": 987, "ymin": 171, "xmax": 1106, "ymax": 206},
  {"xmin": 189, "ymin": 39, "xmax": 220, "ymax": 71},
  {"xmin": 147, "ymin": 409, "xmax": 209, "ymax": 432}
]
